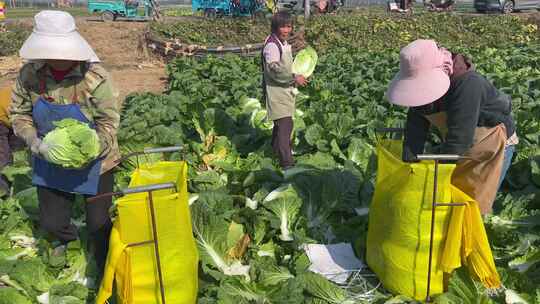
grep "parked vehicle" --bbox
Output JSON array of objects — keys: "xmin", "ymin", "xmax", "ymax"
[
  {"xmin": 273, "ymin": 0, "xmax": 343, "ymax": 13},
  {"xmin": 87, "ymin": 0, "xmax": 160, "ymax": 22},
  {"xmin": 425, "ymin": 0, "xmax": 455, "ymax": 11},
  {"xmin": 191, "ymin": 0, "xmax": 266, "ymax": 17},
  {"xmin": 474, "ymin": 0, "xmax": 540, "ymax": 13}
]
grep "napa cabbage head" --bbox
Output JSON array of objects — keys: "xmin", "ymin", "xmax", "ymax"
[
  {"xmin": 250, "ymin": 109, "xmax": 273, "ymax": 130},
  {"xmin": 42, "ymin": 119, "xmax": 101, "ymax": 169},
  {"xmin": 190, "ymin": 203, "xmax": 251, "ymax": 280},
  {"xmin": 263, "ymin": 184, "xmax": 302, "ymax": 241},
  {"xmin": 292, "ymin": 47, "xmax": 318, "ymax": 78},
  {"xmin": 240, "ymin": 97, "xmax": 261, "ymax": 114},
  {"xmin": 0, "ymin": 287, "xmax": 32, "ymax": 304}
]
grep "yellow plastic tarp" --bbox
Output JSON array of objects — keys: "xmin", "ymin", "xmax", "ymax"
[
  {"xmin": 366, "ymin": 140, "xmax": 500, "ymax": 300},
  {"xmin": 96, "ymin": 161, "xmax": 199, "ymax": 304}
]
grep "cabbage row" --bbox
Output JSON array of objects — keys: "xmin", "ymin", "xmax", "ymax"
[
  {"xmin": 150, "ymin": 11, "xmax": 539, "ymax": 52},
  {"xmin": 0, "ymin": 22, "xmax": 30, "ymax": 57},
  {"xmin": 116, "ymin": 43, "xmax": 540, "ymax": 303}
]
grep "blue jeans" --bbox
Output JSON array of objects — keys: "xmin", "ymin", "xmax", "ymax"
[{"xmin": 497, "ymin": 145, "xmax": 515, "ymax": 191}]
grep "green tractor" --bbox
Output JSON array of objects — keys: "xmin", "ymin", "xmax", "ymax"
[{"xmin": 87, "ymin": 0, "xmax": 161, "ymax": 22}]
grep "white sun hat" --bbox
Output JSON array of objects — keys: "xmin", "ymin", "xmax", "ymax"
[{"xmin": 19, "ymin": 10, "xmax": 100, "ymax": 62}]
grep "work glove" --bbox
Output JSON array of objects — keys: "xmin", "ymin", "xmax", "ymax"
[{"xmin": 30, "ymin": 138, "xmax": 50, "ymax": 161}]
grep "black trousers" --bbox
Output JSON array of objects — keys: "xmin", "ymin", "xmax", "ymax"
[
  {"xmin": 37, "ymin": 170, "xmax": 114, "ymax": 272},
  {"xmin": 271, "ymin": 116, "xmax": 294, "ymax": 168}
]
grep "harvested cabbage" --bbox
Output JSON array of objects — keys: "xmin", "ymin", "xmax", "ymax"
[
  {"xmin": 42, "ymin": 119, "xmax": 100, "ymax": 169},
  {"xmin": 292, "ymin": 47, "xmax": 318, "ymax": 78}
]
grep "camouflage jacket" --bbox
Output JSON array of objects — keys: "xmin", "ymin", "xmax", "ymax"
[{"xmin": 10, "ymin": 61, "xmax": 121, "ymax": 174}]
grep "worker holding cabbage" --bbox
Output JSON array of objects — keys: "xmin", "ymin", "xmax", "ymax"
[
  {"xmin": 9, "ymin": 11, "xmax": 120, "ymax": 274},
  {"xmin": 262, "ymin": 12, "xmax": 311, "ymax": 170}
]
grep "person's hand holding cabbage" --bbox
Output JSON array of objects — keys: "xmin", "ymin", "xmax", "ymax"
[{"xmin": 36, "ymin": 118, "xmax": 101, "ymax": 169}]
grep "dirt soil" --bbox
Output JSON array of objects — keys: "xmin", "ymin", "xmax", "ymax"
[{"xmin": 0, "ymin": 18, "xmax": 167, "ymax": 101}]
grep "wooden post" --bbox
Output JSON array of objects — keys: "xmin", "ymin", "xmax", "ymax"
[{"xmin": 304, "ymin": 0, "xmax": 310, "ymax": 20}]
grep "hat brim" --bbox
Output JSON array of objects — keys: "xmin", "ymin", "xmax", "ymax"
[
  {"xmin": 19, "ymin": 31, "xmax": 100, "ymax": 62},
  {"xmin": 386, "ymin": 68, "xmax": 450, "ymax": 107}
]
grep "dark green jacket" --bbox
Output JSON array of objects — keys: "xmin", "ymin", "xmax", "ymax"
[{"xmin": 403, "ymin": 70, "xmax": 516, "ymax": 161}]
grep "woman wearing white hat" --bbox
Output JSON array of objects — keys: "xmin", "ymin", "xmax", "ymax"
[
  {"xmin": 386, "ymin": 39, "xmax": 518, "ymax": 214},
  {"xmin": 10, "ymin": 10, "xmax": 120, "ymax": 273}
]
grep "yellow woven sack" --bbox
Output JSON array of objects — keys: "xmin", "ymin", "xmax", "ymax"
[
  {"xmin": 366, "ymin": 140, "xmax": 455, "ymax": 300},
  {"xmin": 96, "ymin": 161, "xmax": 199, "ymax": 304},
  {"xmin": 441, "ymin": 186, "xmax": 501, "ymax": 289}
]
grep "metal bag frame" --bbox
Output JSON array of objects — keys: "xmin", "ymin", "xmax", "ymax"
[
  {"xmin": 88, "ymin": 146, "xmax": 183, "ymax": 304},
  {"xmin": 376, "ymin": 128, "xmax": 466, "ymax": 302}
]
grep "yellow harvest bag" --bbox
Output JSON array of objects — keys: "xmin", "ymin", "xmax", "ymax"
[
  {"xmin": 366, "ymin": 140, "xmax": 455, "ymax": 300},
  {"xmin": 366, "ymin": 140, "xmax": 501, "ymax": 300},
  {"xmin": 441, "ymin": 187, "xmax": 501, "ymax": 289},
  {"xmin": 96, "ymin": 161, "xmax": 199, "ymax": 304}
]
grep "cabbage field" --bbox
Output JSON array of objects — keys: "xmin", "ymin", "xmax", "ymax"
[
  {"xmin": 0, "ymin": 22, "xmax": 30, "ymax": 57},
  {"xmin": 1, "ymin": 11, "xmax": 540, "ymax": 304}
]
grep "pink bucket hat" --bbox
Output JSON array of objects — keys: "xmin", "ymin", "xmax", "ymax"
[{"xmin": 386, "ymin": 39, "xmax": 452, "ymax": 107}]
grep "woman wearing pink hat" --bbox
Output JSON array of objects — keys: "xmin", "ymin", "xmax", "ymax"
[{"xmin": 387, "ymin": 39, "xmax": 518, "ymax": 214}]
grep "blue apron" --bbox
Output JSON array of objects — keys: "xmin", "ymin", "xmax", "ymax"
[{"xmin": 32, "ymin": 96, "xmax": 102, "ymax": 195}]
